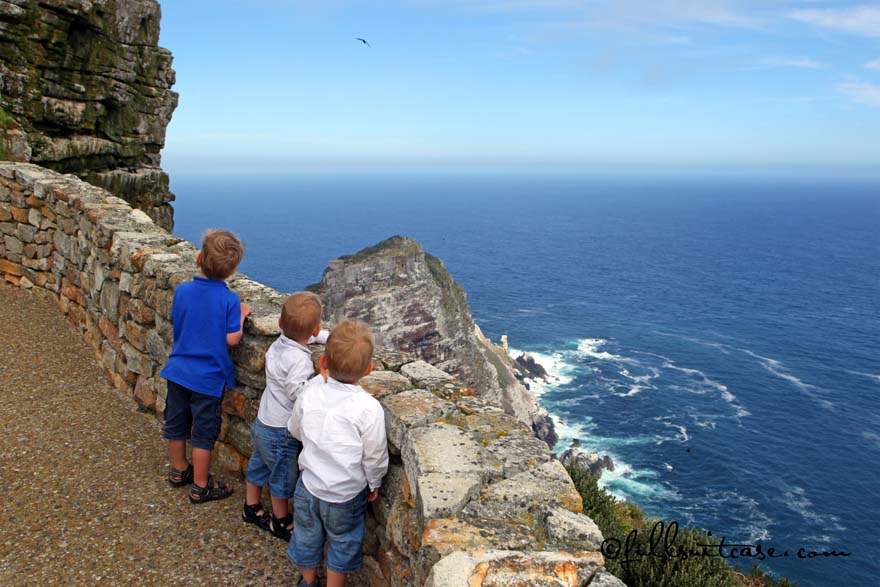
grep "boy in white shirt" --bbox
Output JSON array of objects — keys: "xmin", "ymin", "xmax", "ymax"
[
  {"xmin": 288, "ymin": 320, "xmax": 388, "ymax": 587},
  {"xmin": 242, "ymin": 292, "xmax": 329, "ymax": 541}
]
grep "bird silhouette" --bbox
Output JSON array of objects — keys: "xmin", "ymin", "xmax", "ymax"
[{"xmin": 356, "ymin": 37, "xmax": 370, "ymax": 47}]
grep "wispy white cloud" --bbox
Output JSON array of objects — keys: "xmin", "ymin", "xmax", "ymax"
[
  {"xmin": 789, "ymin": 5, "xmax": 880, "ymax": 37},
  {"xmin": 866, "ymin": 59, "xmax": 880, "ymax": 71},
  {"xmin": 759, "ymin": 56, "xmax": 825, "ymax": 69},
  {"xmin": 595, "ymin": 0, "xmax": 759, "ymax": 28},
  {"xmin": 838, "ymin": 79, "xmax": 880, "ymax": 107}
]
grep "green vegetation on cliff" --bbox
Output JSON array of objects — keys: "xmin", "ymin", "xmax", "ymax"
[{"xmin": 567, "ymin": 465, "xmax": 797, "ymax": 587}]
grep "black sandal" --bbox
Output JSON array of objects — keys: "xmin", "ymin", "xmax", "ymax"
[
  {"xmin": 269, "ymin": 512, "xmax": 293, "ymax": 542},
  {"xmin": 167, "ymin": 464, "xmax": 194, "ymax": 487},
  {"xmin": 189, "ymin": 477, "xmax": 234, "ymax": 504},
  {"xmin": 242, "ymin": 501, "xmax": 270, "ymax": 530}
]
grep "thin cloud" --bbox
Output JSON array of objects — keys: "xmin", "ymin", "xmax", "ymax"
[
  {"xmin": 789, "ymin": 5, "xmax": 880, "ymax": 37},
  {"xmin": 866, "ymin": 59, "xmax": 880, "ymax": 71},
  {"xmin": 596, "ymin": 0, "xmax": 758, "ymax": 28},
  {"xmin": 838, "ymin": 80, "xmax": 880, "ymax": 107},
  {"xmin": 760, "ymin": 56, "xmax": 825, "ymax": 69}
]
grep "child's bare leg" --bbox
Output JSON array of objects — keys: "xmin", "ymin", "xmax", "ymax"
[
  {"xmin": 270, "ymin": 496, "xmax": 290, "ymax": 519},
  {"xmin": 300, "ymin": 568, "xmax": 318, "ymax": 585},
  {"xmin": 246, "ymin": 482, "xmax": 263, "ymax": 506},
  {"xmin": 327, "ymin": 570, "xmax": 346, "ymax": 587},
  {"xmin": 168, "ymin": 439, "xmax": 188, "ymax": 471},
  {"xmin": 192, "ymin": 447, "xmax": 212, "ymax": 487}
]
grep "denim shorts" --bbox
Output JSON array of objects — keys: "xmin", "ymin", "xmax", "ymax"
[
  {"xmin": 288, "ymin": 478, "xmax": 368, "ymax": 574},
  {"xmin": 162, "ymin": 380, "xmax": 222, "ymax": 451},
  {"xmin": 245, "ymin": 419, "xmax": 301, "ymax": 499}
]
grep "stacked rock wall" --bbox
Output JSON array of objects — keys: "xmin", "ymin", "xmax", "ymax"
[{"xmin": 0, "ymin": 162, "xmax": 623, "ymax": 587}]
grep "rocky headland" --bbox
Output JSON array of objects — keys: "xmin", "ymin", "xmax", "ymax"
[
  {"xmin": 308, "ymin": 235, "xmax": 558, "ymax": 448},
  {"xmin": 0, "ymin": 0, "xmax": 178, "ymax": 229}
]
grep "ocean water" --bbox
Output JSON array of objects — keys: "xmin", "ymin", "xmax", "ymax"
[{"xmin": 171, "ymin": 173, "xmax": 879, "ymax": 587}]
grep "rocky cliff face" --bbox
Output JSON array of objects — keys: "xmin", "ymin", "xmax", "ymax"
[
  {"xmin": 0, "ymin": 0, "xmax": 177, "ymax": 229},
  {"xmin": 310, "ymin": 236, "xmax": 558, "ymax": 447}
]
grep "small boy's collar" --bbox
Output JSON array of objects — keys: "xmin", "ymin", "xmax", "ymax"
[
  {"xmin": 279, "ymin": 334, "xmax": 310, "ymax": 353},
  {"xmin": 326, "ymin": 376, "xmax": 363, "ymax": 392},
  {"xmin": 193, "ymin": 275, "xmax": 228, "ymax": 287}
]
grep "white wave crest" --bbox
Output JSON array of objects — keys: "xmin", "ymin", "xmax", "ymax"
[
  {"xmin": 847, "ymin": 370, "xmax": 880, "ymax": 385},
  {"xmin": 577, "ymin": 338, "xmax": 640, "ymax": 365},
  {"xmin": 783, "ymin": 486, "xmax": 846, "ymax": 532}
]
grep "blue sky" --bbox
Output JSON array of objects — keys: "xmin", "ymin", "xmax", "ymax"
[{"xmin": 158, "ymin": 1, "xmax": 880, "ymax": 174}]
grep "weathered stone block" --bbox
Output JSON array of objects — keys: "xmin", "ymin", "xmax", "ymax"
[
  {"xmin": 133, "ymin": 376, "xmax": 157, "ymax": 410},
  {"xmin": 541, "ymin": 506, "xmax": 603, "ymax": 552},
  {"xmin": 123, "ymin": 343, "xmax": 154, "ymax": 377},
  {"xmin": 382, "ymin": 390, "xmax": 456, "ymax": 451},
  {"xmin": 424, "ymin": 550, "xmax": 604, "ymax": 587},
  {"xmin": 464, "ymin": 460, "xmax": 583, "ymax": 520},
  {"xmin": 484, "ymin": 433, "xmax": 552, "ymax": 479},
  {"xmin": 400, "ymin": 360, "xmax": 454, "ymax": 387},
  {"xmin": 17, "ymin": 223, "xmax": 37, "ymax": 243},
  {"xmin": 360, "ymin": 370, "xmax": 413, "ymax": 399},
  {"xmin": 414, "ymin": 473, "xmax": 482, "ymax": 522},
  {"xmin": 99, "ymin": 280, "xmax": 120, "ymax": 321},
  {"xmin": 589, "ymin": 571, "xmax": 628, "ymax": 587},
  {"xmin": 226, "ymin": 418, "xmax": 254, "ymax": 457},
  {"xmin": 0, "ymin": 259, "xmax": 23, "ymax": 276},
  {"xmin": 3, "ymin": 235, "xmax": 22, "ymax": 254}
]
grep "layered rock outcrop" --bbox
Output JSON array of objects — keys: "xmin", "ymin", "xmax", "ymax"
[
  {"xmin": 0, "ymin": 0, "xmax": 177, "ymax": 229},
  {"xmin": 0, "ymin": 162, "xmax": 623, "ymax": 587},
  {"xmin": 309, "ymin": 236, "xmax": 558, "ymax": 447}
]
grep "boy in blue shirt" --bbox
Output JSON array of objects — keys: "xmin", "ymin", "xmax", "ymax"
[{"xmin": 160, "ymin": 229, "xmax": 252, "ymax": 503}]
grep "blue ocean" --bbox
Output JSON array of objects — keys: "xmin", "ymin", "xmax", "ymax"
[{"xmin": 171, "ymin": 173, "xmax": 879, "ymax": 587}]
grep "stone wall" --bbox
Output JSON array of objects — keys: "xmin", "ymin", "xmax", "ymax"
[{"xmin": 0, "ymin": 161, "xmax": 623, "ymax": 587}]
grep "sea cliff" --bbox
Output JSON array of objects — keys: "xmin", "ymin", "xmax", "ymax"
[
  {"xmin": 309, "ymin": 235, "xmax": 558, "ymax": 447},
  {"xmin": 0, "ymin": 0, "xmax": 177, "ymax": 229}
]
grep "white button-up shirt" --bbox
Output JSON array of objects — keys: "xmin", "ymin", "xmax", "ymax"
[
  {"xmin": 256, "ymin": 330, "xmax": 329, "ymax": 428},
  {"xmin": 289, "ymin": 376, "xmax": 388, "ymax": 503}
]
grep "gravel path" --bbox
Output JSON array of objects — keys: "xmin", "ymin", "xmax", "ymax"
[{"xmin": 0, "ymin": 284, "xmax": 365, "ymax": 586}]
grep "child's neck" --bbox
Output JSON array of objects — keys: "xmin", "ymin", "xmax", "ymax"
[{"xmin": 292, "ymin": 336, "xmax": 311, "ymax": 346}]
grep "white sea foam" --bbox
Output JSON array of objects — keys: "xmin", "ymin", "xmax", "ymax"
[
  {"xmin": 653, "ymin": 331, "xmax": 733, "ymax": 354},
  {"xmin": 863, "ymin": 431, "xmax": 880, "ymax": 448},
  {"xmin": 783, "ymin": 486, "xmax": 845, "ymax": 532},
  {"xmin": 576, "ymin": 338, "xmax": 641, "ymax": 365},
  {"xmin": 742, "ymin": 350, "xmax": 834, "ymax": 409},
  {"xmin": 847, "ymin": 369, "xmax": 880, "ymax": 385},
  {"xmin": 507, "ymin": 345, "xmax": 576, "ymax": 397},
  {"xmin": 662, "ymin": 360, "xmax": 748, "ymax": 419}
]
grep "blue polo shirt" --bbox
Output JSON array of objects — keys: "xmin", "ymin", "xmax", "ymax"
[{"xmin": 160, "ymin": 276, "xmax": 241, "ymax": 398}]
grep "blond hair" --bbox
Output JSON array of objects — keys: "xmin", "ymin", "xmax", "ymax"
[
  {"xmin": 200, "ymin": 229, "xmax": 244, "ymax": 280},
  {"xmin": 326, "ymin": 320, "xmax": 374, "ymax": 384},
  {"xmin": 281, "ymin": 292, "xmax": 323, "ymax": 341}
]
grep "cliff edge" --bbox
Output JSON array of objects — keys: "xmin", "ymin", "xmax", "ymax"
[
  {"xmin": 309, "ymin": 236, "xmax": 558, "ymax": 447},
  {"xmin": 0, "ymin": 0, "xmax": 177, "ymax": 229}
]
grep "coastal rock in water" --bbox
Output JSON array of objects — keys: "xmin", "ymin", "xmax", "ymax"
[
  {"xmin": 0, "ymin": 0, "xmax": 178, "ymax": 229},
  {"xmin": 310, "ymin": 236, "xmax": 558, "ymax": 447},
  {"xmin": 514, "ymin": 352, "xmax": 549, "ymax": 380},
  {"xmin": 559, "ymin": 440, "xmax": 615, "ymax": 477}
]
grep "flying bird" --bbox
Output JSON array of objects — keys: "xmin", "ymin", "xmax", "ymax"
[{"xmin": 356, "ymin": 37, "xmax": 370, "ymax": 47}]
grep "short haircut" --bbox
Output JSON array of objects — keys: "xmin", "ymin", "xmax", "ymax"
[
  {"xmin": 326, "ymin": 320, "xmax": 374, "ymax": 384},
  {"xmin": 281, "ymin": 292, "xmax": 323, "ymax": 341},
  {"xmin": 200, "ymin": 229, "xmax": 244, "ymax": 280}
]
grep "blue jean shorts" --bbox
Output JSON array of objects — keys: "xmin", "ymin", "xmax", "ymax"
[
  {"xmin": 288, "ymin": 478, "xmax": 368, "ymax": 574},
  {"xmin": 162, "ymin": 380, "xmax": 222, "ymax": 451},
  {"xmin": 245, "ymin": 419, "xmax": 301, "ymax": 499}
]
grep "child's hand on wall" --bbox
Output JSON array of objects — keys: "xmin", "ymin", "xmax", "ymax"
[
  {"xmin": 368, "ymin": 488, "xmax": 379, "ymax": 503},
  {"xmin": 241, "ymin": 303, "xmax": 252, "ymax": 317}
]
